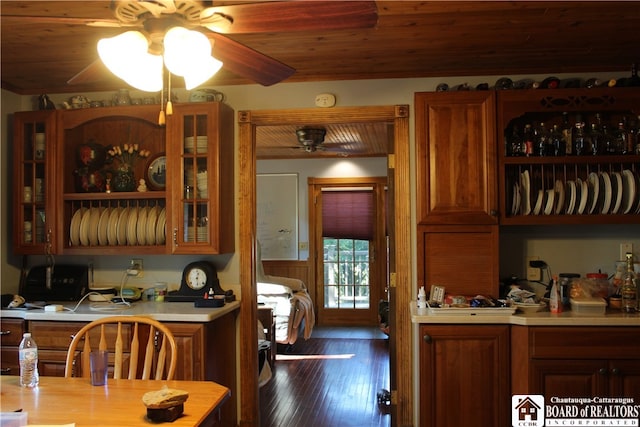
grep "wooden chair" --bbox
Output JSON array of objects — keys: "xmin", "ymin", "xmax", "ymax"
[{"xmin": 64, "ymin": 316, "xmax": 177, "ymax": 380}]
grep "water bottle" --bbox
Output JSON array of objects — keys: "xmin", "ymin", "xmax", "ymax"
[{"xmin": 19, "ymin": 332, "xmax": 39, "ymax": 387}]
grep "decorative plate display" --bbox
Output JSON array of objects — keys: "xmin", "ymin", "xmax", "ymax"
[
  {"xmin": 146, "ymin": 153, "xmax": 166, "ymax": 190},
  {"xmin": 76, "ymin": 141, "xmax": 106, "ymax": 169}
]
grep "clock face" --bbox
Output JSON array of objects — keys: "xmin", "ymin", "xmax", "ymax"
[{"xmin": 186, "ymin": 267, "xmax": 207, "ymax": 290}]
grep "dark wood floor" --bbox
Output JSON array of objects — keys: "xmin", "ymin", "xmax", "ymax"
[{"xmin": 259, "ymin": 326, "xmax": 391, "ymax": 427}]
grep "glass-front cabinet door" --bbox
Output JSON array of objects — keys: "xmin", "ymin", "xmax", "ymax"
[
  {"xmin": 13, "ymin": 111, "xmax": 57, "ymax": 255},
  {"xmin": 167, "ymin": 103, "xmax": 234, "ymax": 254}
]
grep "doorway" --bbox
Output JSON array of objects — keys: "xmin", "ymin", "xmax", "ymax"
[
  {"xmin": 309, "ymin": 177, "xmax": 388, "ymax": 326},
  {"xmin": 238, "ymin": 105, "xmax": 412, "ymax": 426}
]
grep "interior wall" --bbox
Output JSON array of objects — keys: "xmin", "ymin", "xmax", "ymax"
[
  {"xmin": 257, "ymin": 157, "xmax": 387, "ymax": 260},
  {"xmin": 2, "ymin": 71, "xmax": 636, "ymax": 297}
]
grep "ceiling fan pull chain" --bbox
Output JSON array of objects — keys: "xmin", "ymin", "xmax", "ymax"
[
  {"xmin": 158, "ymin": 70, "xmax": 166, "ymax": 126},
  {"xmin": 166, "ymin": 71, "xmax": 173, "ymax": 116}
]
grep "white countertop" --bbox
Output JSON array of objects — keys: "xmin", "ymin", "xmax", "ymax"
[
  {"xmin": 0, "ymin": 300, "xmax": 240, "ymax": 323},
  {"xmin": 410, "ymin": 301, "xmax": 640, "ymax": 326}
]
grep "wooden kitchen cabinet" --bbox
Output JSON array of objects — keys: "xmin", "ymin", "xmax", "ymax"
[
  {"xmin": 415, "ymin": 91, "xmax": 498, "ymax": 225},
  {"xmin": 29, "ymin": 320, "xmax": 128, "ymax": 377},
  {"xmin": 419, "ymin": 324, "xmax": 510, "ymax": 427},
  {"xmin": 12, "ymin": 111, "xmax": 57, "ymax": 255},
  {"xmin": 24, "ymin": 311, "xmax": 237, "ymax": 426},
  {"xmin": 415, "ymin": 91, "xmax": 499, "ymax": 296},
  {"xmin": 0, "ymin": 318, "xmax": 25, "ymax": 376},
  {"xmin": 511, "ymin": 326, "xmax": 640, "ymax": 402},
  {"xmin": 416, "ymin": 224, "xmax": 499, "ymax": 297},
  {"xmin": 11, "ymin": 102, "xmax": 234, "ymax": 255},
  {"xmin": 166, "ymin": 102, "xmax": 235, "ymax": 254},
  {"xmin": 57, "ymin": 105, "xmax": 167, "ymax": 254},
  {"xmin": 497, "ymin": 88, "xmax": 640, "ymax": 225}
]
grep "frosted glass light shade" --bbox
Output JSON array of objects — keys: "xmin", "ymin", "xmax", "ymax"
[
  {"xmin": 164, "ymin": 27, "xmax": 220, "ymax": 87},
  {"xmin": 183, "ymin": 55, "xmax": 223, "ymax": 90},
  {"xmin": 98, "ymin": 27, "xmax": 220, "ymax": 92},
  {"xmin": 97, "ymin": 31, "xmax": 162, "ymax": 92}
]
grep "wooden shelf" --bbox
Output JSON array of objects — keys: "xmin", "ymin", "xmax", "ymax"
[{"xmin": 63, "ymin": 191, "xmax": 166, "ymax": 200}]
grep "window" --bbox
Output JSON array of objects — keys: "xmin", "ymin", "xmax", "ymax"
[{"xmin": 323, "ymin": 238, "xmax": 370, "ymax": 309}]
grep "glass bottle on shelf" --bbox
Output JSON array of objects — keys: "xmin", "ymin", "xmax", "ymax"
[
  {"xmin": 573, "ymin": 121, "xmax": 588, "ymax": 156},
  {"xmin": 522, "ymin": 124, "xmax": 534, "ymax": 157},
  {"xmin": 620, "ymin": 252, "xmax": 637, "ymax": 313},
  {"xmin": 601, "ymin": 124, "xmax": 615, "ymax": 155},
  {"xmin": 613, "ymin": 121, "xmax": 628, "ymax": 154},
  {"xmin": 506, "ymin": 125, "xmax": 522, "ymax": 157},
  {"xmin": 550, "ymin": 124, "xmax": 565, "ymax": 156},
  {"xmin": 534, "ymin": 122, "xmax": 548, "ymax": 156},
  {"xmin": 589, "ymin": 122, "xmax": 603, "ymax": 155},
  {"xmin": 561, "ymin": 112, "xmax": 573, "ymax": 156}
]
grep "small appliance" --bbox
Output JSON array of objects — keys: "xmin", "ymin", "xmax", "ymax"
[{"xmin": 21, "ymin": 264, "xmax": 88, "ymax": 302}]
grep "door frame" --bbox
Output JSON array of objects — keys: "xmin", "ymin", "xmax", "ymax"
[
  {"xmin": 237, "ymin": 105, "xmax": 412, "ymax": 426},
  {"xmin": 309, "ymin": 176, "xmax": 388, "ymax": 326}
]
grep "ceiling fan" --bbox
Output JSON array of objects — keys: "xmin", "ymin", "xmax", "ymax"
[
  {"xmin": 3, "ymin": 0, "xmax": 378, "ymax": 87},
  {"xmin": 292, "ymin": 127, "xmax": 360, "ymax": 154}
]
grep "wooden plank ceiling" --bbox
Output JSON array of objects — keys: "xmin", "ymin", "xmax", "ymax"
[{"xmin": 2, "ymin": 1, "xmax": 638, "ymax": 159}]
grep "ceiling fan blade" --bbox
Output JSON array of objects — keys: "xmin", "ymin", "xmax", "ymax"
[
  {"xmin": 0, "ymin": 15, "xmax": 124, "ymax": 27},
  {"xmin": 67, "ymin": 60, "xmax": 109, "ymax": 85},
  {"xmin": 202, "ymin": 1, "xmax": 377, "ymax": 34},
  {"xmin": 207, "ymin": 33, "xmax": 295, "ymax": 86}
]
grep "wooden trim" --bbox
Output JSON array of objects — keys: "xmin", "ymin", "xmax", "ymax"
[
  {"xmin": 308, "ymin": 176, "xmax": 387, "ymax": 326},
  {"xmin": 238, "ymin": 105, "xmax": 413, "ymax": 427}
]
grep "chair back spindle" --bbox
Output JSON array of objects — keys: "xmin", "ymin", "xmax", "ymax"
[{"xmin": 64, "ymin": 316, "xmax": 177, "ymax": 381}]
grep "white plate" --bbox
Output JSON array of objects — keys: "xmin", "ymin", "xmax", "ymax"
[
  {"xmin": 107, "ymin": 207, "xmax": 121, "ymax": 246},
  {"xmin": 520, "ymin": 170, "xmax": 531, "ymax": 215},
  {"xmin": 544, "ymin": 189, "xmax": 555, "ymax": 215},
  {"xmin": 87, "ymin": 207, "xmax": 103, "ymax": 246},
  {"xmin": 565, "ymin": 181, "xmax": 576, "ymax": 215},
  {"xmin": 610, "ymin": 172, "xmax": 623, "ymax": 214},
  {"xmin": 600, "ymin": 172, "xmax": 612, "ymax": 214},
  {"xmin": 146, "ymin": 206, "xmax": 159, "ymax": 245},
  {"xmin": 587, "ymin": 172, "xmax": 600, "ymax": 214},
  {"xmin": 622, "ymin": 169, "xmax": 637, "ymax": 214},
  {"xmin": 532, "ymin": 189, "xmax": 544, "ymax": 215},
  {"xmin": 554, "ymin": 180, "xmax": 565, "ymax": 215},
  {"xmin": 576, "ymin": 178, "xmax": 588, "ymax": 215},
  {"xmin": 116, "ymin": 207, "xmax": 130, "ymax": 246},
  {"xmin": 156, "ymin": 208, "xmax": 166, "ymax": 245},
  {"xmin": 126, "ymin": 207, "xmax": 138, "ymax": 245},
  {"xmin": 79, "ymin": 208, "xmax": 92, "ymax": 246},
  {"xmin": 97, "ymin": 207, "xmax": 111, "ymax": 246},
  {"xmin": 635, "ymin": 173, "xmax": 640, "ymax": 214},
  {"xmin": 69, "ymin": 208, "xmax": 87, "ymax": 246},
  {"xmin": 511, "ymin": 182, "xmax": 520, "ymax": 216},
  {"xmin": 136, "ymin": 207, "xmax": 149, "ymax": 245}
]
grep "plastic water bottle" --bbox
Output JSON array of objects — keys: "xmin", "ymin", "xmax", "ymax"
[{"xmin": 19, "ymin": 332, "xmax": 39, "ymax": 387}]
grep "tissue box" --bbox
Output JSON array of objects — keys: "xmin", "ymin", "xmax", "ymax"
[
  {"xmin": 570, "ymin": 297, "xmax": 606, "ymax": 316},
  {"xmin": 0, "ymin": 412, "xmax": 27, "ymax": 427}
]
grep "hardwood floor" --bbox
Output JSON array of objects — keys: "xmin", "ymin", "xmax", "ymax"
[{"xmin": 259, "ymin": 327, "xmax": 391, "ymax": 427}]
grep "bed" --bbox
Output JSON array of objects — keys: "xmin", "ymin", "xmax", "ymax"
[
  {"xmin": 257, "ymin": 280, "xmax": 314, "ymax": 346},
  {"xmin": 256, "ymin": 244, "xmax": 315, "ymax": 346}
]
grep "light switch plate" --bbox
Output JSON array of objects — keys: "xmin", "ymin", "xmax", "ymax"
[{"xmin": 620, "ymin": 242, "xmax": 633, "ymax": 261}]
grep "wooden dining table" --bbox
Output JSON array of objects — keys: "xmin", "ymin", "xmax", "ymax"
[{"xmin": 0, "ymin": 376, "xmax": 230, "ymax": 426}]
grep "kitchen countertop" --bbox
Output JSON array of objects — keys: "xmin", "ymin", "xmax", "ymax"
[
  {"xmin": 410, "ymin": 302, "xmax": 640, "ymax": 326},
  {"xmin": 0, "ymin": 300, "xmax": 240, "ymax": 322}
]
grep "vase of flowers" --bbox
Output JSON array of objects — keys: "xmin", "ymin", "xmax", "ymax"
[{"xmin": 106, "ymin": 144, "xmax": 150, "ymax": 192}]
